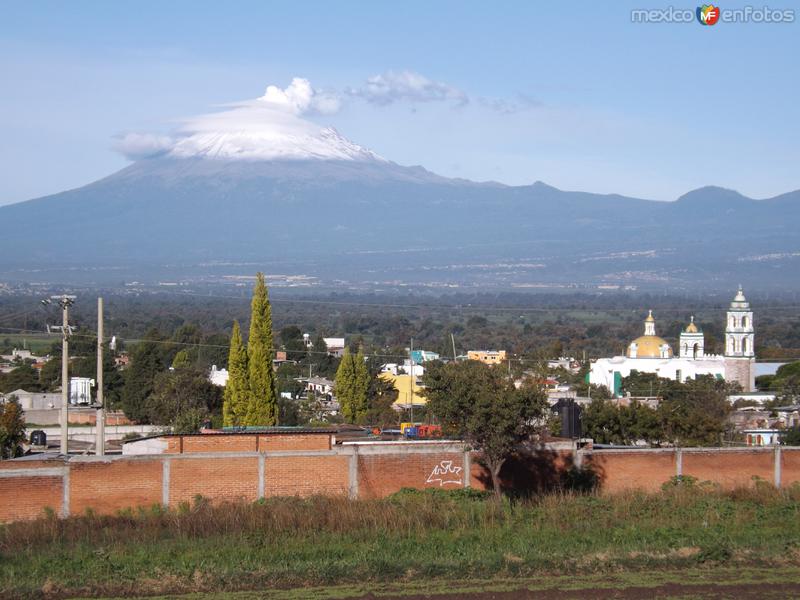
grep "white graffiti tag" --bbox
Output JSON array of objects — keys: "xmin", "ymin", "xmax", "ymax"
[{"xmin": 426, "ymin": 460, "xmax": 463, "ymax": 486}]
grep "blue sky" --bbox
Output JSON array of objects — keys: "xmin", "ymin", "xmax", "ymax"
[{"xmin": 1, "ymin": 0, "xmax": 797, "ymax": 205}]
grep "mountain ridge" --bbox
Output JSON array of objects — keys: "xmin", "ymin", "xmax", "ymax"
[{"xmin": 1, "ymin": 156, "xmax": 798, "ymax": 290}]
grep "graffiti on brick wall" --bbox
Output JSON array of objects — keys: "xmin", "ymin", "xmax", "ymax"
[{"xmin": 426, "ymin": 460, "xmax": 463, "ymax": 486}]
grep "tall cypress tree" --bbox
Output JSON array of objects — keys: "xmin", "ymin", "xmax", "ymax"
[
  {"xmin": 222, "ymin": 320, "xmax": 249, "ymax": 427},
  {"xmin": 352, "ymin": 348, "xmax": 371, "ymax": 424},
  {"xmin": 336, "ymin": 347, "xmax": 371, "ymax": 424},
  {"xmin": 245, "ymin": 272, "xmax": 278, "ymax": 425},
  {"xmin": 335, "ymin": 348, "xmax": 357, "ymax": 423}
]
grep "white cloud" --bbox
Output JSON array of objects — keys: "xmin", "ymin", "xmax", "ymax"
[
  {"xmin": 259, "ymin": 77, "xmax": 341, "ymax": 115},
  {"xmin": 349, "ymin": 70, "xmax": 468, "ymax": 107},
  {"xmin": 112, "ymin": 132, "xmax": 174, "ymax": 160}
]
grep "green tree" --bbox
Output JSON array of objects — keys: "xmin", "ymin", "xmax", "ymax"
[
  {"xmin": 119, "ymin": 329, "xmax": 169, "ymax": 423},
  {"xmin": 144, "ymin": 368, "xmax": 222, "ymax": 433},
  {"xmin": 280, "ymin": 325, "xmax": 306, "ymax": 360},
  {"xmin": 335, "ymin": 348, "xmax": 357, "ymax": 422},
  {"xmin": 171, "ymin": 349, "xmax": 192, "ymax": 370},
  {"xmin": 364, "ymin": 357, "xmax": 399, "ymax": 428},
  {"xmin": 222, "ymin": 320, "xmax": 249, "ymax": 427},
  {"xmin": 245, "ymin": 273, "xmax": 278, "ymax": 426},
  {"xmin": 336, "ymin": 348, "xmax": 371, "ymax": 424},
  {"xmin": 351, "ymin": 348, "xmax": 370, "ymax": 423},
  {"xmin": 0, "ymin": 397, "xmax": 25, "ymax": 459},
  {"xmin": 422, "ymin": 360, "xmax": 547, "ymax": 497},
  {"xmin": 781, "ymin": 427, "xmax": 800, "ymax": 446},
  {"xmin": 0, "ymin": 363, "xmax": 41, "ymax": 393}
]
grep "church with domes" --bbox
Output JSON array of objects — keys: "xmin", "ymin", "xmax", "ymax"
[{"xmin": 589, "ymin": 287, "xmax": 755, "ymax": 395}]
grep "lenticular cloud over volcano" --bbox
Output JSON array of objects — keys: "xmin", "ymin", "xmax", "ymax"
[{"xmin": 115, "ymin": 78, "xmax": 383, "ymax": 162}]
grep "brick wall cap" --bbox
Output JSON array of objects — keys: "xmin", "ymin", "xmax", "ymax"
[
  {"xmin": 122, "ymin": 428, "xmax": 338, "ymax": 444},
  {"xmin": 5, "ymin": 452, "xmax": 68, "ymax": 463}
]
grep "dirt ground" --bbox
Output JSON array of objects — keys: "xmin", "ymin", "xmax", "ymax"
[{"xmin": 344, "ymin": 582, "xmax": 800, "ymax": 600}]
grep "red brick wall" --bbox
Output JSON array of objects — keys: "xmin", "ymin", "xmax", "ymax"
[
  {"xmin": 591, "ymin": 451, "xmax": 676, "ymax": 493},
  {"xmin": 259, "ymin": 434, "xmax": 331, "ymax": 451},
  {"xmin": 7, "ymin": 446, "xmax": 800, "ymax": 524},
  {"xmin": 265, "ymin": 455, "xmax": 348, "ymax": 497},
  {"xmin": 591, "ymin": 449, "xmax": 780, "ymax": 493},
  {"xmin": 782, "ymin": 449, "xmax": 800, "ymax": 486},
  {"xmin": 0, "ymin": 475, "xmax": 62, "ymax": 521},
  {"xmin": 169, "ymin": 457, "xmax": 259, "ymax": 505},
  {"xmin": 69, "ymin": 458, "xmax": 162, "ymax": 515},
  {"xmin": 358, "ymin": 450, "xmax": 466, "ymax": 498},
  {"xmin": 163, "ymin": 433, "xmax": 332, "ymax": 454},
  {"xmin": 169, "ymin": 435, "xmax": 256, "ymax": 454},
  {"xmin": 682, "ymin": 449, "xmax": 773, "ymax": 487}
]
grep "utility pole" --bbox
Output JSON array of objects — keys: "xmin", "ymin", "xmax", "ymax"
[
  {"xmin": 41, "ymin": 295, "xmax": 76, "ymax": 454},
  {"xmin": 451, "ymin": 333, "xmax": 457, "ymax": 361},
  {"xmin": 95, "ymin": 297, "xmax": 105, "ymax": 456},
  {"xmin": 409, "ymin": 337, "xmax": 414, "ymax": 422}
]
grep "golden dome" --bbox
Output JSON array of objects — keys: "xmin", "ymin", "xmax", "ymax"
[
  {"xmin": 685, "ymin": 315, "xmax": 699, "ymax": 333},
  {"xmin": 628, "ymin": 335, "xmax": 673, "ymax": 358}
]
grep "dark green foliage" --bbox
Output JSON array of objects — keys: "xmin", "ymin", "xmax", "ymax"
[
  {"xmin": 0, "ymin": 397, "xmax": 25, "ymax": 459},
  {"xmin": 119, "ymin": 329, "xmax": 171, "ymax": 423},
  {"xmin": 279, "ymin": 325, "xmax": 306, "ymax": 360},
  {"xmin": 422, "ymin": 360, "xmax": 547, "ymax": 496},
  {"xmin": 364, "ymin": 357, "xmax": 399, "ymax": 428},
  {"xmin": 782, "ymin": 427, "xmax": 800, "ymax": 446},
  {"xmin": 583, "ymin": 373, "xmax": 734, "ymax": 446},
  {"xmin": 144, "ymin": 368, "xmax": 222, "ymax": 432},
  {"xmin": 0, "ymin": 362, "xmax": 40, "ymax": 393}
]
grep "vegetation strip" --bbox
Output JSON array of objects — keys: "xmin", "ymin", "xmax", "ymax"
[{"xmin": 3, "ymin": 486, "xmax": 800, "ymax": 598}]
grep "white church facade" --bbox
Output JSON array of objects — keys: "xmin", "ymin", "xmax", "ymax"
[{"xmin": 589, "ymin": 287, "xmax": 755, "ymax": 395}]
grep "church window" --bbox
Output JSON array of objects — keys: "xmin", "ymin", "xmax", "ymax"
[
  {"xmin": 742, "ymin": 338, "xmax": 747, "ymax": 353},
  {"xmin": 693, "ymin": 343, "xmax": 699, "ymax": 359},
  {"xmin": 742, "ymin": 316, "xmax": 748, "ymax": 328}
]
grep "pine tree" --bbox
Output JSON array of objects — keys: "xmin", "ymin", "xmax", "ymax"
[
  {"xmin": 335, "ymin": 348, "xmax": 357, "ymax": 423},
  {"xmin": 222, "ymin": 320, "xmax": 249, "ymax": 427},
  {"xmin": 245, "ymin": 273, "xmax": 278, "ymax": 425}
]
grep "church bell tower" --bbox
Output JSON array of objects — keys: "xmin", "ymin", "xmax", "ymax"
[{"xmin": 724, "ymin": 286, "xmax": 755, "ymax": 391}]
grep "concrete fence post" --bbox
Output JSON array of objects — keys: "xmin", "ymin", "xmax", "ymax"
[
  {"xmin": 162, "ymin": 458, "xmax": 171, "ymax": 508},
  {"xmin": 348, "ymin": 445, "xmax": 359, "ymax": 499},
  {"xmin": 463, "ymin": 450, "xmax": 471, "ymax": 488},
  {"xmin": 675, "ymin": 447, "xmax": 683, "ymax": 478},
  {"xmin": 774, "ymin": 444, "xmax": 782, "ymax": 489},
  {"xmin": 257, "ymin": 454, "xmax": 265, "ymax": 499},
  {"xmin": 61, "ymin": 465, "xmax": 70, "ymax": 518}
]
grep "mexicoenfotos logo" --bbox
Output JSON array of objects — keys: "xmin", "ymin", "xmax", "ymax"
[
  {"xmin": 697, "ymin": 4, "xmax": 721, "ymax": 25},
  {"xmin": 631, "ymin": 5, "xmax": 795, "ymax": 23}
]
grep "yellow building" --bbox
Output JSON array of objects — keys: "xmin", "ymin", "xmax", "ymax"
[
  {"xmin": 381, "ymin": 372, "xmax": 427, "ymax": 407},
  {"xmin": 467, "ymin": 350, "xmax": 507, "ymax": 365}
]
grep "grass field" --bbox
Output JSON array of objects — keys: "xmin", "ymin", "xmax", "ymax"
[
  {"xmin": 3, "ymin": 486, "xmax": 800, "ymax": 599},
  {"xmin": 0, "ymin": 333, "xmax": 58, "ymax": 355}
]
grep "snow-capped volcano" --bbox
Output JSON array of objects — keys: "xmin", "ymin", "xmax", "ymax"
[
  {"xmin": 168, "ymin": 124, "xmax": 382, "ymax": 162},
  {"xmin": 116, "ymin": 78, "xmax": 384, "ymax": 162}
]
